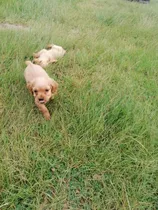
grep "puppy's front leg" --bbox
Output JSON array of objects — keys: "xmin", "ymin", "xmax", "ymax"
[{"xmin": 35, "ymin": 102, "xmax": 51, "ymax": 120}]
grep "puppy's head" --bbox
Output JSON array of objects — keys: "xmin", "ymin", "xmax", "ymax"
[{"xmin": 27, "ymin": 77, "xmax": 58, "ymax": 104}]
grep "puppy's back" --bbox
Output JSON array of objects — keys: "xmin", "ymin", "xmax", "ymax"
[{"xmin": 24, "ymin": 61, "xmax": 49, "ymax": 83}]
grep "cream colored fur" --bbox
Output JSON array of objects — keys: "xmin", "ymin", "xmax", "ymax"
[{"xmin": 33, "ymin": 44, "xmax": 66, "ymax": 67}]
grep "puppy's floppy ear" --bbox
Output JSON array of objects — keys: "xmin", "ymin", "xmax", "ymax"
[
  {"xmin": 49, "ymin": 78, "xmax": 58, "ymax": 94},
  {"xmin": 27, "ymin": 82, "xmax": 33, "ymax": 94}
]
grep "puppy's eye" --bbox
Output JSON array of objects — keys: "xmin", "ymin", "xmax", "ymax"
[
  {"xmin": 34, "ymin": 90, "xmax": 38, "ymax": 93},
  {"xmin": 45, "ymin": 89, "xmax": 49, "ymax": 92}
]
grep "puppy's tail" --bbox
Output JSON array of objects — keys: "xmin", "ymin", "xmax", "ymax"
[{"xmin": 25, "ymin": 60, "xmax": 33, "ymax": 66}]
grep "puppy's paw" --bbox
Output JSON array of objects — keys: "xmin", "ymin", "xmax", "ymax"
[{"xmin": 44, "ymin": 112, "xmax": 51, "ymax": 120}]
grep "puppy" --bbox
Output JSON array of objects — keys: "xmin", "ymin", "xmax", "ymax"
[
  {"xmin": 24, "ymin": 61, "xmax": 58, "ymax": 120},
  {"xmin": 33, "ymin": 44, "xmax": 66, "ymax": 67}
]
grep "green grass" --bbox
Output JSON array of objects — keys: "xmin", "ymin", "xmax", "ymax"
[{"xmin": 0, "ymin": 0, "xmax": 158, "ymax": 209}]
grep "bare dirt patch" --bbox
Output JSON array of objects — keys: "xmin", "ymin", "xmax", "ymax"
[{"xmin": 0, "ymin": 23, "xmax": 29, "ymax": 30}]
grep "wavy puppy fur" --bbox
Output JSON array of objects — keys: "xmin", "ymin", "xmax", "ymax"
[{"xmin": 24, "ymin": 61, "xmax": 58, "ymax": 120}]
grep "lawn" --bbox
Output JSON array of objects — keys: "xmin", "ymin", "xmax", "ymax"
[{"xmin": 0, "ymin": 0, "xmax": 158, "ymax": 209}]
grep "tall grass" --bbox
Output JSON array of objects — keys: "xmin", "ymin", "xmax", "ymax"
[{"xmin": 0, "ymin": 0, "xmax": 158, "ymax": 209}]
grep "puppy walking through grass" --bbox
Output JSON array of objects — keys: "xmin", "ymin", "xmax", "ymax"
[{"xmin": 24, "ymin": 61, "xmax": 58, "ymax": 120}]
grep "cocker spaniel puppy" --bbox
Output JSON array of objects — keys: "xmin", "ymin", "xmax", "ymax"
[
  {"xmin": 24, "ymin": 61, "xmax": 58, "ymax": 120},
  {"xmin": 33, "ymin": 44, "xmax": 66, "ymax": 67}
]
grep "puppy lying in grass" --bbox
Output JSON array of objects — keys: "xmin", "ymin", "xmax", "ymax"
[
  {"xmin": 33, "ymin": 44, "xmax": 66, "ymax": 67},
  {"xmin": 24, "ymin": 61, "xmax": 58, "ymax": 120}
]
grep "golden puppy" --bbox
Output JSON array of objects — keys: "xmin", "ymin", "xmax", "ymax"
[
  {"xmin": 33, "ymin": 44, "xmax": 66, "ymax": 67},
  {"xmin": 24, "ymin": 61, "xmax": 58, "ymax": 120}
]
